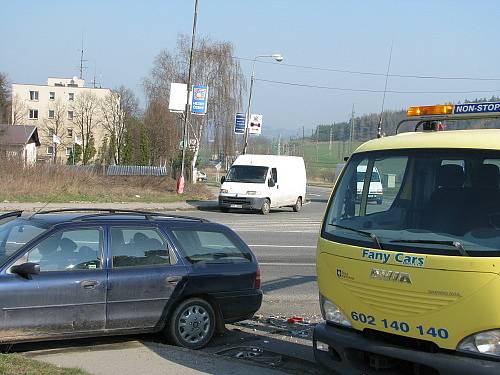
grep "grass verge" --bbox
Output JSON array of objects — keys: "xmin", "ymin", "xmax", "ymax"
[
  {"xmin": 0, "ymin": 160, "xmax": 213, "ymax": 203},
  {"xmin": 0, "ymin": 354, "xmax": 89, "ymax": 375}
]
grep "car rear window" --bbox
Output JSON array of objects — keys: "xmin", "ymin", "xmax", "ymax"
[{"xmin": 170, "ymin": 229, "xmax": 252, "ymax": 264}]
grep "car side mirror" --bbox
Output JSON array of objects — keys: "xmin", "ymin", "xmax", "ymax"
[
  {"xmin": 268, "ymin": 178, "xmax": 275, "ymax": 187},
  {"xmin": 11, "ymin": 262, "xmax": 40, "ymax": 279},
  {"xmin": 220, "ymin": 176, "xmax": 226, "ymax": 184}
]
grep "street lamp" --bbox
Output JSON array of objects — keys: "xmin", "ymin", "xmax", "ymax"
[{"xmin": 242, "ymin": 53, "xmax": 284, "ymax": 155}]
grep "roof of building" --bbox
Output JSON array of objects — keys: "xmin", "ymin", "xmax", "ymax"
[
  {"xmin": 0, "ymin": 124, "xmax": 40, "ymax": 146},
  {"xmin": 354, "ymin": 129, "xmax": 500, "ymax": 154}
]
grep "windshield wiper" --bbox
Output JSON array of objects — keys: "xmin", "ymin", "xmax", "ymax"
[
  {"xmin": 389, "ymin": 239, "xmax": 468, "ymax": 256},
  {"xmin": 329, "ymin": 224, "xmax": 382, "ymax": 249}
]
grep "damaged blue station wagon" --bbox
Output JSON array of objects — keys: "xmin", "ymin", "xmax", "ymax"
[{"xmin": 0, "ymin": 209, "xmax": 262, "ymax": 349}]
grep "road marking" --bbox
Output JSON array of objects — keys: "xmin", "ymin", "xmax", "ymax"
[
  {"xmin": 250, "ymin": 244, "xmax": 316, "ymax": 248},
  {"xmin": 308, "ymin": 194, "xmax": 322, "ymax": 197},
  {"xmin": 259, "ymin": 262, "xmax": 316, "ymax": 266},
  {"xmin": 237, "ymin": 230, "xmax": 319, "ymax": 233}
]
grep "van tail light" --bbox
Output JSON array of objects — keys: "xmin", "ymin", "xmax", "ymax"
[{"xmin": 255, "ymin": 266, "xmax": 261, "ymax": 289}]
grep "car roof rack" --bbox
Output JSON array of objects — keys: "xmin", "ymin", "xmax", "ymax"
[{"xmin": 32, "ymin": 208, "xmax": 209, "ymax": 223}]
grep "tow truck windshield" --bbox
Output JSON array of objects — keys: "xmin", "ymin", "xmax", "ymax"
[{"xmin": 323, "ymin": 149, "xmax": 500, "ymax": 256}]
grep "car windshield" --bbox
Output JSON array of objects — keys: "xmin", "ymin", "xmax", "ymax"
[
  {"xmin": 225, "ymin": 165, "xmax": 268, "ymax": 183},
  {"xmin": 323, "ymin": 149, "xmax": 500, "ymax": 256},
  {"xmin": 0, "ymin": 217, "xmax": 47, "ymax": 265}
]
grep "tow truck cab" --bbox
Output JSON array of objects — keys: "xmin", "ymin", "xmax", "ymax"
[{"xmin": 314, "ymin": 102, "xmax": 500, "ymax": 375}]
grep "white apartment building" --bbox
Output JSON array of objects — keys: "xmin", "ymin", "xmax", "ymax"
[{"xmin": 11, "ymin": 77, "xmax": 114, "ymax": 163}]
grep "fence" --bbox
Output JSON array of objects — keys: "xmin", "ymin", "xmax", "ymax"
[{"xmin": 69, "ymin": 165, "xmax": 168, "ymax": 177}]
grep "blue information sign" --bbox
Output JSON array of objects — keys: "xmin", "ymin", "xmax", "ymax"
[
  {"xmin": 234, "ymin": 113, "xmax": 246, "ymax": 134},
  {"xmin": 454, "ymin": 102, "xmax": 500, "ymax": 115},
  {"xmin": 191, "ymin": 85, "xmax": 208, "ymax": 114}
]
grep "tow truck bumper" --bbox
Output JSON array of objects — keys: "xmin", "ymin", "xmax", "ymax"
[{"xmin": 313, "ymin": 322, "xmax": 500, "ymax": 375}]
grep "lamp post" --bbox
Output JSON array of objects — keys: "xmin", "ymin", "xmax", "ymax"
[{"xmin": 242, "ymin": 53, "xmax": 283, "ymax": 155}]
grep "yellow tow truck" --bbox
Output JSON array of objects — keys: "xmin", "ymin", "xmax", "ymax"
[{"xmin": 314, "ymin": 102, "xmax": 500, "ymax": 374}]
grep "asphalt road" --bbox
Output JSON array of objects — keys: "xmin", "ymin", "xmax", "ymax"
[{"xmin": 180, "ymin": 185, "xmax": 332, "ymax": 319}]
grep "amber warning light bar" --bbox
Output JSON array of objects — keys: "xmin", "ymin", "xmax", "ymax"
[{"xmin": 407, "ymin": 102, "xmax": 500, "ymax": 118}]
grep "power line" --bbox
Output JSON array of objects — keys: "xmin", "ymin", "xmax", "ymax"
[
  {"xmin": 194, "ymin": 50, "xmax": 500, "ymax": 82},
  {"xmin": 253, "ymin": 78, "xmax": 500, "ymax": 95}
]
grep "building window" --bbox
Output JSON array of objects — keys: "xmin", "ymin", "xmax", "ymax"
[
  {"xmin": 48, "ymin": 110, "xmax": 55, "ymax": 119},
  {"xmin": 66, "ymin": 147, "xmax": 72, "ymax": 156},
  {"xmin": 47, "ymin": 146, "xmax": 54, "ymax": 155},
  {"xmin": 48, "ymin": 128, "xmax": 55, "ymax": 136},
  {"xmin": 68, "ymin": 92, "xmax": 75, "ymax": 101},
  {"xmin": 49, "ymin": 91, "xmax": 55, "ymax": 100},
  {"xmin": 29, "ymin": 91, "xmax": 39, "ymax": 101},
  {"xmin": 29, "ymin": 109, "xmax": 38, "ymax": 119},
  {"xmin": 67, "ymin": 110, "xmax": 74, "ymax": 120},
  {"xmin": 67, "ymin": 128, "xmax": 73, "ymax": 138}
]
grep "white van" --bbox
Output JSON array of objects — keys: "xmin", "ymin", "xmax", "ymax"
[
  {"xmin": 219, "ymin": 155, "xmax": 307, "ymax": 214},
  {"xmin": 356, "ymin": 165, "xmax": 383, "ymax": 204}
]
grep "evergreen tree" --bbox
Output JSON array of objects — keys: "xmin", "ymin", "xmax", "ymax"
[
  {"xmin": 67, "ymin": 144, "xmax": 82, "ymax": 165},
  {"xmin": 139, "ymin": 127, "xmax": 151, "ymax": 166},
  {"xmin": 108, "ymin": 130, "xmax": 117, "ymax": 164},
  {"xmin": 121, "ymin": 130, "xmax": 133, "ymax": 165},
  {"xmin": 82, "ymin": 134, "xmax": 96, "ymax": 165}
]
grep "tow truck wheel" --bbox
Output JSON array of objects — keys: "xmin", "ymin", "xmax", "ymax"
[
  {"xmin": 293, "ymin": 197, "xmax": 302, "ymax": 212},
  {"xmin": 260, "ymin": 199, "xmax": 271, "ymax": 215},
  {"xmin": 169, "ymin": 298, "xmax": 216, "ymax": 349}
]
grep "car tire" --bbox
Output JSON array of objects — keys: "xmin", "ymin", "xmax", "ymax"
[
  {"xmin": 220, "ymin": 206, "xmax": 229, "ymax": 213},
  {"xmin": 260, "ymin": 199, "xmax": 271, "ymax": 215},
  {"xmin": 169, "ymin": 298, "xmax": 216, "ymax": 349},
  {"xmin": 292, "ymin": 197, "xmax": 302, "ymax": 212},
  {"xmin": 377, "ymin": 197, "xmax": 383, "ymax": 205}
]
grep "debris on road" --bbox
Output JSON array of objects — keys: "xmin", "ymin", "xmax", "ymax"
[{"xmin": 216, "ymin": 346, "xmax": 282, "ymax": 367}]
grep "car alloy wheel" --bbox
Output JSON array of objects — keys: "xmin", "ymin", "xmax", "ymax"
[{"xmin": 169, "ymin": 298, "xmax": 215, "ymax": 349}]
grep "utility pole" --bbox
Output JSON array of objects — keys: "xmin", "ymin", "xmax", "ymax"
[
  {"xmin": 315, "ymin": 127, "xmax": 319, "ymax": 162},
  {"xmin": 177, "ymin": 0, "xmax": 199, "ymax": 194},
  {"xmin": 302, "ymin": 126, "xmax": 305, "ymax": 157},
  {"xmin": 329, "ymin": 123, "xmax": 333, "ymax": 155},
  {"xmin": 349, "ymin": 104, "xmax": 355, "ymax": 154}
]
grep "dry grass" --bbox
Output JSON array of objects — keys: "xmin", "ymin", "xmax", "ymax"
[
  {"xmin": 0, "ymin": 354, "xmax": 89, "ymax": 375},
  {"xmin": 0, "ymin": 159, "xmax": 213, "ymax": 203}
]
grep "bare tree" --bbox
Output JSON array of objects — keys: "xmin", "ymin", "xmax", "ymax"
[
  {"xmin": 10, "ymin": 94, "xmax": 27, "ymax": 125},
  {"xmin": 143, "ymin": 34, "xmax": 246, "ymax": 179},
  {"xmin": 100, "ymin": 86, "xmax": 139, "ymax": 164},
  {"xmin": 43, "ymin": 99, "xmax": 67, "ymax": 162},
  {"xmin": 0, "ymin": 72, "xmax": 10, "ymax": 124},
  {"xmin": 72, "ymin": 91, "xmax": 100, "ymax": 164}
]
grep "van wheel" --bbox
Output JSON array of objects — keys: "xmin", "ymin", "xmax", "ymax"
[
  {"xmin": 168, "ymin": 298, "xmax": 216, "ymax": 349},
  {"xmin": 260, "ymin": 199, "xmax": 270, "ymax": 215},
  {"xmin": 293, "ymin": 197, "xmax": 302, "ymax": 212},
  {"xmin": 219, "ymin": 206, "xmax": 229, "ymax": 213},
  {"xmin": 377, "ymin": 197, "xmax": 383, "ymax": 205}
]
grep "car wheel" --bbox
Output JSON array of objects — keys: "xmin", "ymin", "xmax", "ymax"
[
  {"xmin": 169, "ymin": 298, "xmax": 216, "ymax": 349},
  {"xmin": 220, "ymin": 206, "xmax": 229, "ymax": 213},
  {"xmin": 260, "ymin": 199, "xmax": 270, "ymax": 215},
  {"xmin": 292, "ymin": 197, "xmax": 302, "ymax": 212},
  {"xmin": 377, "ymin": 197, "xmax": 383, "ymax": 205}
]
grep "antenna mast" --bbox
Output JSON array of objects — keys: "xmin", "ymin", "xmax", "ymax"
[
  {"xmin": 79, "ymin": 37, "xmax": 88, "ymax": 80},
  {"xmin": 377, "ymin": 42, "xmax": 394, "ymax": 138}
]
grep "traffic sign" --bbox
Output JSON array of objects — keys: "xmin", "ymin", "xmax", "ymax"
[
  {"xmin": 249, "ymin": 114, "xmax": 263, "ymax": 135},
  {"xmin": 191, "ymin": 85, "xmax": 209, "ymax": 115},
  {"xmin": 234, "ymin": 112, "xmax": 246, "ymax": 134}
]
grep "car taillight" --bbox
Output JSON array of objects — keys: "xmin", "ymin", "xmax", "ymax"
[{"xmin": 255, "ymin": 266, "xmax": 261, "ymax": 289}]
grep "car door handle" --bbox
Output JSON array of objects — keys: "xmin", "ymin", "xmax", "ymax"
[
  {"xmin": 166, "ymin": 276, "xmax": 182, "ymax": 285},
  {"xmin": 80, "ymin": 280, "xmax": 100, "ymax": 289}
]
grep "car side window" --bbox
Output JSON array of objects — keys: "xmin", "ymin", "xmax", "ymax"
[
  {"xmin": 110, "ymin": 227, "xmax": 170, "ymax": 268},
  {"xmin": 170, "ymin": 229, "xmax": 252, "ymax": 264},
  {"xmin": 15, "ymin": 228, "xmax": 102, "ymax": 272},
  {"xmin": 271, "ymin": 168, "xmax": 278, "ymax": 183}
]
